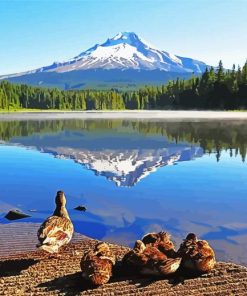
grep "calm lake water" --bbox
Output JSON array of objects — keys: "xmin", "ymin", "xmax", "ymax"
[{"xmin": 0, "ymin": 119, "xmax": 247, "ymax": 265}]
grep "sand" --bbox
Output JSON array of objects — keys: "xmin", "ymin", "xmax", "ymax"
[
  {"xmin": 1, "ymin": 239, "xmax": 247, "ymax": 296},
  {"xmin": 1, "ymin": 110, "xmax": 247, "ymax": 121},
  {"xmin": 1, "ymin": 223, "xmax": 247, "ymax": 295}
]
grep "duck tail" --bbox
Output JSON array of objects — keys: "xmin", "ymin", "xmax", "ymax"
[
  {"xmin": 159, "ymin": 257, "xmax": 182, "ymax": 275},
  {"xmin": 90, "ymin": 273, "xmax": 111, "ymax": 286}
]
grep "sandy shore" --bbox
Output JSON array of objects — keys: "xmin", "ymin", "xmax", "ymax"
[
  {"xmin": 1, "ymin": 223, "xmax": 247, "ymax": 295},
  {"xmin": 1, "ymin": 110, "xmax": 247, "ymax": 121},
  {"xmin": 1, "ymin": 239, "xmax": 247, "ymax": 295}
]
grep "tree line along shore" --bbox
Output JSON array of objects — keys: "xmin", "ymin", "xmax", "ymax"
[
  {"xmin": 0, "ymin": 119, "xmax": 247, "ymax": 161},
  {"xmin": 0, "ymin": 61, "xmax": 247, "ymax": 111}
]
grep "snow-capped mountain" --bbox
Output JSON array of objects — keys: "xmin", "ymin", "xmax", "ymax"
[
  {"xmin": 4, "ymin": 127, "xmax": 204, "ymax": 187},
  {"xmin": 2, "ymin": 32, "xmax": 208, "ymax": 80},
  {"xmin": 34, "ymin": 32, "xmax": 206, "ymax": 73},
  {"xmin": 6, "ymin": 141, "xmax": 203, "ymax": 187},
  {"xmin": 39, "ymin": 146, "xmax": 203, "ymax": 187}
]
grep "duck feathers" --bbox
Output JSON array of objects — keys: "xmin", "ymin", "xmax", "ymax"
[
  {"xmin": 37, "ymin": 216, "xmax": 73, "ymax": 252},
  {"xmin": 141, "ymin": 231, "xmax": 176, "ymax": 258},
  {"xmin": 37, "ymin": 191, "xmax": 74, "ymax": 253},
  {"xmin": 123, "ymin": 240, "xmax": 181, "ymax": 276},
  {"xmin": 81, "ymin": 242, "xmax": 115, "ymax": 286},
  {"xmin": 178, "ymin": 233, "xmax": 216, "ymax": 273}
]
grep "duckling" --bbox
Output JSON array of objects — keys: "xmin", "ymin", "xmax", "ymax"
[
  {"xmin": 123, "ymin": 240, "xmax": 181, "ymax": 276},
  {"xmin": 81, "ymin": 242, "xmax": 116, "ymax": 286},
  {"xmin": 142, "ymin": 231, "xmax": 176, "ymax": 258},
  {"xmin": 37, "ymin": 191, "xmax": 74, "ymax": 253},
  {"xmin": 177, "ymin": 233, "xmax": 216, "ymax": 273}
]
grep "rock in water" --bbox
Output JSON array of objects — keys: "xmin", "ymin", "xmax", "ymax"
[
  {"xmin": 5, "ymin": 210, "xmax": 31, "ymax": 220},
  {"xmin": 74, "ymin": 205, "xmax": 87, "ymax": 212}
]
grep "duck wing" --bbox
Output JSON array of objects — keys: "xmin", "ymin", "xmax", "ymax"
[
  {"xmin": 37, "ymin": 216, "xmax": 73, "ymax": 251},
  {"xmin": 140, "ymin": 249, "xmax": 181, "ymax": 276},
  {"xmin": 81, "ymin": 251, "xmax": 114, "ymax": 285},
  {"xmin": 157, "ymin": 257, "xmax": 182, "ymax": 275},
  {"xmin": 122, "ymin": 249, "xmax": 147, "ymax": 268},
  {"xmin": 195, "ymin": 240, "xmax": 216, "ymax": 272}
]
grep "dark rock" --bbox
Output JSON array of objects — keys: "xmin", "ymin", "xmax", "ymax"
[
  {"xmin": 74, "ymin": 205, "xmax": 87, "ymax": 212},
  {"xmin": 4, "ymin": 210, "xmax": 31, "ymax": 220}
]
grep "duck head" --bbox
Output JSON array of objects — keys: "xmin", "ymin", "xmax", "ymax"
[
  {"xmin": 142, "ymin": 233, "xmax": 159, "ymax": 245},
  {"xmin": 55, "ymin": 191, "xmax": 66, "ymax": 207},
  {"xmin": 186, "ymin": 233, "xmax": 197, "ymax": 241},
  {"xmin": 53, "ymin": 190, "xmax": 70, "ymax": 219}
]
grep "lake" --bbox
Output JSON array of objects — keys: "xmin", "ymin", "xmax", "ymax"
[{"xmin": 0, "ymin": 118, "xmax": 247, "ymax": 266}]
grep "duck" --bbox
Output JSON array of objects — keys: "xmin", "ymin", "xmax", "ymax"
[
  {"xmin": 122, "ymin": 239, "xmax": 181, "ymax": 276},
  {"xmin": 81, "ymin": 242, "xmax": 116, "ymax": 286},
  {"xmin": 141, "ymin": 231, "xmax": 177, "ymax": 258},
  {"xmin": 177, "ymin": 233, "xmax": 216, "ymax": 273},
  {"xmin": 37, "ymin": 191, "xmax": 74, "ymax": 253}
]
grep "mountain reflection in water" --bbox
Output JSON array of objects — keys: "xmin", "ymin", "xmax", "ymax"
[
  {"xmin": 0, "ymin": 119, "xmax": 247, "ymax": 266},
  {"xmin": 14, "ymin": 142, "xmax": 203, "ymax": 187}
]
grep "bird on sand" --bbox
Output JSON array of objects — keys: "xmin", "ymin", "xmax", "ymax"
[
  {"xmin": 81, "ymin": 242, "xmax": 116, "ymax": 286},
  {"xmin": 122, "ymin": 239, "xmax": 181, "ymax": 276},
  {"xmin": 37, "ymin": 191, "xmax": 74, "ymax": 253},
  {"xmin": 177, "ymin": 233, "xmax": 216, "ymax": 273},
  {"xmin": 141, "ymin": 231, "xmax": 177, "ymax": 258}
]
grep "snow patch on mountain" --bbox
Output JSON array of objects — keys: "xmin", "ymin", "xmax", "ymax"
[
  {"xmin": 1, "ymin": 32, "xmax": 209, "ymax": 79},
  {"xmin": 41, "ymin": 146, "xmax": 203, "ymax": 187}
]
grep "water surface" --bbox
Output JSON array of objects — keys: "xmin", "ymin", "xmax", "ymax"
[{"xmin": 0, "ymin": 119, "xmax": 247, "ymax": 265}]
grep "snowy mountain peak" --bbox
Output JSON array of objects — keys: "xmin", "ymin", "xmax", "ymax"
[
  {"xmin": 75, "ymin": 32, "xmax": 153, "ymax": 60},
  {"xmin": 1, "ymin": 32, "xmax": 209, "ymax": 79},
  {"xmin": 111, "ymin": 32, "xmax": 138, "ymax": 41},
  {"xmin": 39, "ymin": 31, "xmax": 207, "ymax": 73},
  {"xmin": 105, "ymin": 32, "xmax": 151, "ymax": 47},
  {"xmin": 100, "ymin": 32, "xmax": 159, "ymax": 53}
]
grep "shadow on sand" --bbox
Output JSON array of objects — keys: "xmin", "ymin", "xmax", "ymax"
[
  {"xmin": 0, "ymin": 258, "xmax": 39, "ymax": 277},
  {"xmin": 36, "ymin": 263, "xmax": 202, "ymax": 295}
]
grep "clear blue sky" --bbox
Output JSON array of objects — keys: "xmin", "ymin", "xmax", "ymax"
[{"xmin": 0, "ymin": 0, "xmax": 246, "ymax": 75}]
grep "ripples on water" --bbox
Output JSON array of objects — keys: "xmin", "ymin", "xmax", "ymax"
[{"xmin": 0, "ymin": 119, "xmax": 247, "ymax": 266}]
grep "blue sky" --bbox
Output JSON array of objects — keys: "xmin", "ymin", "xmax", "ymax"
[{"xmin": 0, "ymin": 0, "xmax": 246, "ymax": 75}]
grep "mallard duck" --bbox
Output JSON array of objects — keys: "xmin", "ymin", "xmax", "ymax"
[
  {"xmin": 81, "ymin": 242, "xmax": 116, "ymax": 286},
  {"xmin": 37, "ymin": 191, "xmax": 74, "ymax": 253},
  {"xmin": 177, "ymin": 233, "xmax": 216, "ymax": 273},
  {"xmin": 123, "ymin": 240, "xmax": 181, "ymax": 276},
  {"xmin": 142, "ymin": 231, "xmax": 177, "ymax": 258}
]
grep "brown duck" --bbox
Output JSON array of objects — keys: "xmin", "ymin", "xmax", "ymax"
[
  {"xmin": 37, "ymin": 191, "xmax": 74, "ymax": 253},
  {"xmin": 141, "ymin": 231, "xmax": 177, "ymax": 258},
  {"xmin": 81, "ymin": 242, "xmax": 116, "ymax": 286},
  {"xmin": 123, "ymin": 240, "xmax": 181, "ymax": 276},
  {"xmin": 177, "ymin": 233, "xmax": 216, "ymax": 273}
]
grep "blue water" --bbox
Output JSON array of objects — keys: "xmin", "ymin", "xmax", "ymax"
[{"xmin": 0, "ymin": 119, "xmax": 247, "ymax": 265}]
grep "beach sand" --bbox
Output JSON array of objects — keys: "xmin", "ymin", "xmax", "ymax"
[{"xmin": 1, "ymin": 223, "xmax": 247, "ymax": 295}]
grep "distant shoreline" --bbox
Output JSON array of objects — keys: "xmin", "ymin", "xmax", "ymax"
[{"xmin": 1, "ymin": 110, "xmax": 247, "ymax": 121}]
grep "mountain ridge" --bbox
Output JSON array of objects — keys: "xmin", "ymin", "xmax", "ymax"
[
  {"xmin": 2, "ymin": 32, "xmax": 209, "ymax": 76},
  {"xmin": 1, "ymin": 32, "xmax": 210, "ymax": 89}
]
